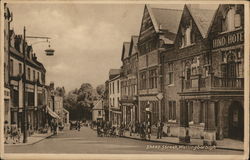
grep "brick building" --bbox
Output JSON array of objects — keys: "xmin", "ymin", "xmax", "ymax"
[
  {"xmin": 137, "ymin": 5, "xmax": 182, "ymax": 125},
  {"xmin": 162, "ymin": 4, "xmax": 244, "ymax": 145},
  {"xmin": 120, "ymin": 36, "xmax": 139, "ymax": 126}
]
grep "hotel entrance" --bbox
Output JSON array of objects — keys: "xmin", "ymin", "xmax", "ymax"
[{"xmin": 228, "ymin": 101, "xmax": 244, "ymax": 141}]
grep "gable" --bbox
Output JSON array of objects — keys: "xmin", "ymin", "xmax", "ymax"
[
  {"xmin": 187, "ymin": 5, "xmax": 217, "ymax": 38},
  {"xmin": 175, "ymin": 5, "xmax": 204, "ymax": 47},
  {"xmin": 138, "ymin": 5, "xmax": 157, "ymax": 44},
  {"xmin": 208, "ymin": 4, "xmax": 244, "ymax": 36}
]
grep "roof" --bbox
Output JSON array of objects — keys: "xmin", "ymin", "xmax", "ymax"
[
  {"xmin": 148, "ymin": 5, "xmax": 183, "ymax": 34},
  {"xmin": 92, "ymin": 100, "xmax": 103, "ymax": 110},
  {"xmin": 109, "ymin": 69, "xmax": 120, "ymax": 76},
  {"xmin": 130, "ymin": 35, "xmax": 139, "ymax": 56},
  {"xmin": 186, "ymin": 4, "xmax": 218, "ymax": 38},
  {"xmin": 121, "ymin": 42, "xmax": 130, "ymax": 61}
]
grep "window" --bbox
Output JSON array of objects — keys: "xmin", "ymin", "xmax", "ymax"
[
  {"xmin": 110, "ymin": 98, "xmax": 112, "ymax": 106},
  {"xmin": 168, "ymin": 63, "xmax": 174, "ymax": 85},
  {"xmin": 33, "ymin": 70, "xmax": 36, "ymax": 81},
  {"xmin": 151, "ymin": 101, "xmax": 159, "ymax": 124},
  {"xmin": 140, "ymin": 71, "xmax": 147, "ymax": 89},
  {"xmin": 180, "ymin": 20, "xmax": 194, "ymax": 48},
  {"xmin": 19, "ymin": 63, "xmax": 22, "ymax": 74},
  {"xmin": 37, "ymin": 72, "xmax": 40, "ymax": 81},
  {"xmin": 222, "ymin": 7, "xmax": 241, "ymax": 32},
  {"xmin": 10, "ymin": 59, "xmax": 13, "ymax": 76},
  {"xmin": 168, "ymin": 101, "xmax": 176, "ymax": 120},
  {"xmin": 188, "ymin": 102, "xmax": 193, "ymax": 122},
  {"xmin": 98, "ymin": 111, "xmax": 101, "ymax": 116},
  {"xmin": 112, "ymin": 82, "xmax": 114, "ymax": 94},
  {"xmin": 27, "ymin": 68, "xmax": 31, "ymax": 80},
  {"xmin": 149, "ymin": 69, "xmax": 157, "ymax": 89},
  {"xmin": 113, "ymin": 98, "xmax": 115, "ymax": 107},
  {"xmin": 199, "ymin": 102, "xmax": 205, "ymax": 123},
  {"xmin": 117, "ymin": 80, "xmax": 119, "ymax": 93}
]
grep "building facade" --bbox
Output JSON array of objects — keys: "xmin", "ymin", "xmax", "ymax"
[
  {"xmin": 120, "ymin": 36, "xmax": 139, "ymax": 126},
  {"xmin": 108, "ymin": 69, "xmax": 121, "ymax": 126},
  {"xmin": 92, "ymin": 100, "xmax": 105, "ymax": 122},
  {"xmin": 162, "ymin": 4, "xmax": 244, "ymax": 145},
  {"xmin": 4, "ymin": 4, "xmax": 12, "ymax": 123},
  {"xmin": 137, "ymin": 5, "xmax": 182, "ymax": 125}
]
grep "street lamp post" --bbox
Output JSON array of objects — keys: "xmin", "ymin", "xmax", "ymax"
[{"xmin": 22, "ymin": 26, "xmax": 55, "ymax": 143}]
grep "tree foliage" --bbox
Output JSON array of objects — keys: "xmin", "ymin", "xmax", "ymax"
[{"xmin": 63, "ymin": 83, "xmax": 101, "ymax": 120}]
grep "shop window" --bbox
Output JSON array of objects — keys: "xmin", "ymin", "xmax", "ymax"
[
  {"xmin": 151, "ymin": 101, "xmax": 159, "ymax": 125},
  {"xmin": 188, "ymin": 102, "xmax": 193, "ymax": 122},
  {"xmin": 199, "ymin": 102, "xmax": 205, "ymax": 123},
  {"xmin": 168, "ymin": 101, "xmax": 176, "ymax": 121}
]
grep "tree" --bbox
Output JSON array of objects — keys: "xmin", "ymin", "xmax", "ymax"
[
  {"xmin": 96, "ymin": 84, "xmax": 105, "ymax": 97},
  {"xmin": 55, "ymin": 86, "xmax": 66, "ymax": 97}
]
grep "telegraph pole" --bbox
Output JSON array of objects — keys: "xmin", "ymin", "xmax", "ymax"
[{"xmin": 23, "ymin": 26, "xmax": 28, "ymax": 143}]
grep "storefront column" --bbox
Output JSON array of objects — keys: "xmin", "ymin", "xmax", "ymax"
[
  {"xmin": 179, "ymin": 99, "xmax": 190, "ymax": 143},
  {"xmin": 203, "ymin": 100, "xmax": 217, "ymax": 146}
]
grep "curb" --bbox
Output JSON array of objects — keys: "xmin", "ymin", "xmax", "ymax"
[{"xmin": 122, "ymin": 135, "xmax": 244, "ymax": 152}]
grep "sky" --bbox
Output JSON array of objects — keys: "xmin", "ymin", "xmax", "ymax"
[{"xmin": 7, "ymin": 2, "xmax": 218, "ymax": 92}]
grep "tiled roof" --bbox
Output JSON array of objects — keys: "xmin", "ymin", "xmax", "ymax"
[
  {"xmin": 149, "ymin": 6, "xmax": 183, "ymax": 34},
  {"xmin": 122, "ymin": 42, "xmax": 131, "ymax": 60},
  {"xmin": 186, "ymin": 4, "xmax": 218, "ymax": 38}
]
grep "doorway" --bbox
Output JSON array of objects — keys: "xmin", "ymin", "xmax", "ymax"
[{"xmin": 228, "ymin": 101, "xmax": 244, "ymax": 141}]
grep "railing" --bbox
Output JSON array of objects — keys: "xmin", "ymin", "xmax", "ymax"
[
  {"xmin": 183, "ymin": 75, "xmax": 244, "ymax": 91},
  {"xmin": 213, "ymin": 77, "xmax": 244, "ymax": 88}
]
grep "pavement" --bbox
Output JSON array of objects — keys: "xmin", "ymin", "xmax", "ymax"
[
  {"xmin": 123, "ymin": 130, "xmax": 244, "ymax": 151},
  {"xmin": 4, "ymin": 131, "xmax": 55, "ymax": 146}
]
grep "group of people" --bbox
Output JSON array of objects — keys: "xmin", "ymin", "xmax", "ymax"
[
  {"xmin": 4, "ymin": 120, "xmax": 21, "ymax": 144},
  {"xmin": 93, "ymin": 120, "xmax": 164, "ymax": 140}
]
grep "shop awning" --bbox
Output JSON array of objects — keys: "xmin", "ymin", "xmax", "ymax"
[{"xmin": 47, "ymin": 107, "xmax": 60, "ymax": 119}]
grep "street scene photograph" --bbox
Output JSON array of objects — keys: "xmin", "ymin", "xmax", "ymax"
[{"xmin": 1, "ymin": 1, "xmax": 248, "ymax": 159}]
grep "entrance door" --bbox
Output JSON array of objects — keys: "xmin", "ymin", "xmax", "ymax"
[{"xmin": 228, "ymin": 101, "xmax": 244, "ymax": 141}]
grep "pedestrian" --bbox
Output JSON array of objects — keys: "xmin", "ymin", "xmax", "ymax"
[
  {"xmin": 135, "ymin": 121, "xmax": 139, "ymax": 136},
  {"xmin": 129, "ymin": 121, "xmax": 133, "ymax": 136},
  {"xmin": 4, "ymin": 120, "xmax": 10, "ymax": 144},
  {"xmin": 53, "ymin": 120, "xmax": 58, "ymax": 135},
  {"xmin": 10, "ymin": 122, "xmax": 18, "ymax": 144},
  {"xmin": 77, "ymin": 121, "xmax": 81, "ymax": 131},
  {"xmin": 157, "ymin": 120, "xmax": 164, "ymax": 139}
]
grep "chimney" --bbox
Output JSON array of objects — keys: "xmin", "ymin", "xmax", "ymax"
[{"xmin": 50, "ymin": 82, "xmax": 54, "ymax": 90}]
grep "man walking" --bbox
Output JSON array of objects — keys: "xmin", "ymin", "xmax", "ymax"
[{"xmin": 157, "ymin": 120, "xmax": 164, "ymax": 139}]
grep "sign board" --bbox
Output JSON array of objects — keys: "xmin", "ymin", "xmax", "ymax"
[
  {"xmin": 212, "ymin": 30, "xmax": 244, "ymax": 49},
  {"xmin": 156, "ymin": 93, "xmax": 163, "ymax": 100}
]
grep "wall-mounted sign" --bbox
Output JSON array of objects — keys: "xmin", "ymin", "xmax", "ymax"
[{"xmin": 212, "ymin": 30, "xmax": 244, "ymax": 49}]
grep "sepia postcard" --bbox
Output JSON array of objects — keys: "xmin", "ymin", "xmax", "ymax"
[{"xmin": 0, "ymin": 0, "xmax": 249, "ymax": 159}]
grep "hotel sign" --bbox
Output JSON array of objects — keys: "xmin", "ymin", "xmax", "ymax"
[{"xmin": 212, "ymin": 30, "xmax": 244, "ymax": 49}]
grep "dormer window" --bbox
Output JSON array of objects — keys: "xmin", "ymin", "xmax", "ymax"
[
  {"xmin": 222, "ymin": 6, "xmax": 241, "ymax": 32},
  {"xmin": 181, "ymin": 20, "xmax": 195, "ymax": 48}
]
